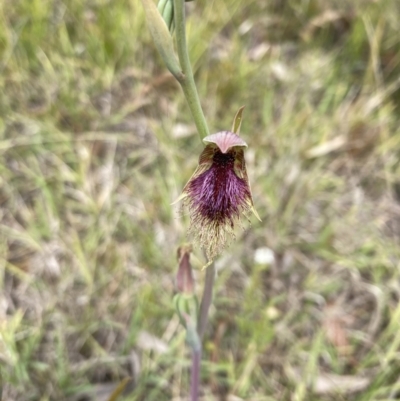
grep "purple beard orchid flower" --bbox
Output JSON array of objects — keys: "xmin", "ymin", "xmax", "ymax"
[{"xmin": 176, "ymin": 131, "xmax": 261, "ymax": 262}]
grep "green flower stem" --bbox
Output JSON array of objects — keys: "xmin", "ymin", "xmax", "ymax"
[
  {"xmin": 171, "ymin": 2, "xmax": 215, "ymax": 397},
  {"xmin": 185, "ymin": 316, "xmax": 202, "ymax": 401},
  {"xmin": 173, "ymin": 0, "xmax": 209, "ymax": 141},
  {"xmin": 197, "ymin": 262, "xmax": 215, "ymax": 339}
]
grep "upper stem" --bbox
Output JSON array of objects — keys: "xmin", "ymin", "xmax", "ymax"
[{"xmin": 173, "ymin": 0, "xmax": 209, "ymax": 141}]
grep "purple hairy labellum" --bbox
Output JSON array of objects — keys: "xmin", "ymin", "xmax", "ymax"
[{"xmin": 175, "ymin": 131, "xmax": 261, "ymax": 263}]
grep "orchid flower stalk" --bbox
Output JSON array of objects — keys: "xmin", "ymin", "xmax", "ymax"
[{"xmin": 140, "ymin": 1, "xmax": 260, "ymax": 400}]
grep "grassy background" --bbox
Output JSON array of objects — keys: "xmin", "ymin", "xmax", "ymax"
[{"xmin": 1, "ymin": 0, "xmax": 400, "ymax": 399}]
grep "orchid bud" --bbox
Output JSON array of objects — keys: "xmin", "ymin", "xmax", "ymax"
[
  {"xmin": 157, "ymin": 0, "xmax": 173, "ymax": 32},
  {"xmin": 176, "ymin": 245, "xmax": 195, "ymax": 295},
  {"xmin": 140, "ymin": 0, "xmax": 182, "ymax": 79}
]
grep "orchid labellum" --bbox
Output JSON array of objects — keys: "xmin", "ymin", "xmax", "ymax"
[{"xmin": 176, "ymin": 131, "xmax": 260, "ymax": 262}]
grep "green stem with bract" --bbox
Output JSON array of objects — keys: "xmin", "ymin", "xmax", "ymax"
[
  {"xmin": 145, "ymin": 0, "xmax": 216, "ymax": 398},
  {"xmin": 172, "ymin": 1, "xmax": 214, "ymax": 399}
]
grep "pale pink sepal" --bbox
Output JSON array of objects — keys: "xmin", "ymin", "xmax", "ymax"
[{"xmin": 203, "ymin": 131, "xmax": 248, "ymax": 154}]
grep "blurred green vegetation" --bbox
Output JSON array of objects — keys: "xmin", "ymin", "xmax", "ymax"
[{"xmin": 1, "ymin": 0, "xmax": 400, "ymax": 400}]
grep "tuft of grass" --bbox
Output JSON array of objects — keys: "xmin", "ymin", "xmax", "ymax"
[{"xmin": 1, "ymin": 0, "xmax": 400, "ymax": 400}]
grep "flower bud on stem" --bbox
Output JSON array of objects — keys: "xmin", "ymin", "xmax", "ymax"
[
  {"xmin": 176, "ymin": 245, "xmax": 195, "ymax": 295},
  {"xmin": 140, "ymin": 0, "xmax": 182, "ymax": 80}
]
